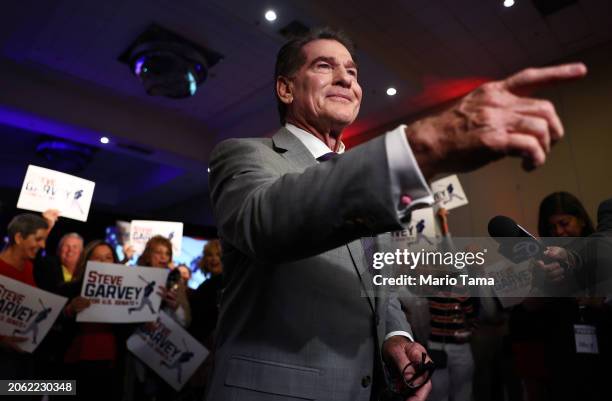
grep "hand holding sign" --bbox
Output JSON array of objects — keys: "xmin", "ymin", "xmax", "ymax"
[
  {"xmin": 64, "ymin": 296, "xmax": 91, "ymax": 318},
  {"xmin": 158, "ymin": 286, "xmax": 179, "ymax": 311},
  {"xmin": 42, "ymin": 209, "xmax": 61, "ymax": 231},
  {"xmin": 0, "ymin": 334, "xmax": 28, "ymax": 353},
  {"xmin": 123, "ymin": 244, "xmax": 135, "ymax": 261}
]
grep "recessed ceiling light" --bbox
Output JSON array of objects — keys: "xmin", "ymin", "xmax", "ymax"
[
  {"xmin": 503, "ymin": 0, "xmax": 515, "ymax": 8},
  {"xmin": 100, "ymin": 136, "xmax": 110, "ymax": 144},
  {"xmin": 207, "ymin": 167, "xmax": 211, "ymax": 173},
  {"xmin": 265, "ymin": 10, "xmax": 277, "ymax": 22},
  {"xmin": 386, "ymin": 87, "xmax": 397, "ymax": 96}
]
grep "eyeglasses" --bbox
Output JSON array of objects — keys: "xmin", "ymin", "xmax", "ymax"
[{"xmin": 380, "ymin": 353, "xmax": 435, "ymax": 401}]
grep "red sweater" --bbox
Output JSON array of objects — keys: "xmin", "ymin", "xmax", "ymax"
[{"xmin": 0, "ymin": 258, "xmax": 36, "ymax": 287}]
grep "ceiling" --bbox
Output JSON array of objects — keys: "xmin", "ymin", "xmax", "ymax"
[{"xmin": 0, "ymin": 0, "xmax": 611, "ymax": 226}]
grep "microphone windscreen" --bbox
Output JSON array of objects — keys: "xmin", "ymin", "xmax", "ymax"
[{"xmin": 488, "ymin": 215, "xmax": 520, "ymax": 237}]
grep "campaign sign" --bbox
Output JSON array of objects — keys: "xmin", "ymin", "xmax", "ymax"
[
  {"xmin": 76, "ymin": 262, "xmax": 169, "ymax": 323},
  {"xmin": 391, "ymin": 207, "xmax": 439, "ymax": 250},
  {"xmin": 431, "ymin": 175, "xmax": 468, "ymax": 210},
  {"xmin": 0, "ymin": 275, "xmax": 67, "ymax": 353},
  {"xmin": 130, "ymin": 220, "xmax": 184, "ymax": 257},
  {"xmin": 485, "ymin": 259, "xmax": 533, "ymax": 307},
  {"xmin": 127, "ymin": 311, "xmax": 209, "ymax": 391},
  {"xmin": 17, "ymin": 165, "xmax": 95, "ymax": 222}
]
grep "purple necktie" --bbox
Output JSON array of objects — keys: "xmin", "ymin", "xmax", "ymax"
[{"xmin": 316, "ymin": 152, "xmax": 338, "ymax": 162}]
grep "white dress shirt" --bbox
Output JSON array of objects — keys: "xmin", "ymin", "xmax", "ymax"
[{"xmin": 286, "ymin": 123, "xmax": 432, "ymax": 343}]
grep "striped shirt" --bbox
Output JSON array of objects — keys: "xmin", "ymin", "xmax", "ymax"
[{"xmin": 428, "ymin": 293, "xmax": 476, "ymax": 344}]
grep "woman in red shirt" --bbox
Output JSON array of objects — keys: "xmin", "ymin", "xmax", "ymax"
[
  {"xmin": 0, "ymin": 213, "xmax": 50, "ymax": 353},
  {"xmin": 60, "ymin": 240, "xmax": 126, "ymax": 401}
]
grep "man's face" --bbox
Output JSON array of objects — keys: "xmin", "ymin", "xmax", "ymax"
[
  {"xmin": 59, "ymin": 237, "xmax": 83, "ymax": 268},
  {"xmin": 16, "ymin": 229, "xmax": 47, "ymax": 259},
  {"xmin": 283, "ymin": 39, "xmax": 362, "ymax": 131}
]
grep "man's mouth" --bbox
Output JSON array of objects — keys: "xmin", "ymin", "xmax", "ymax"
[{"xmin": 327, "ymin": 94, "xmax": 352, "ymax": 102}]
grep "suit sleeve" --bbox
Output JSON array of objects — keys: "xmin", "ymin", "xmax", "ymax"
[
  {"xmin": 209, "ymin": 135, "xmax": 406, "ymax": 263},
  {"xmin": 385, "ymin": 295, "xmax": 414, "ymax": 341}
]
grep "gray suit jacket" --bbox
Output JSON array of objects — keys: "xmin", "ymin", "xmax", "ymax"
[{"xmin": 206, "ymin": 128, "xmax": 412, "ymax": 401}]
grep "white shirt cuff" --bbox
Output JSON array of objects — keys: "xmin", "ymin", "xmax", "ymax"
[
  {"xmin": 385, "ymin": 330, "xmax": 414, "ymax": 342},
  {"xmin": 385, "ymin": 125, "xmax": 434, "ymax": 221}
]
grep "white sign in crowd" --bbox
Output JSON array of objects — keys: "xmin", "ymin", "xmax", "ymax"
[
  {"xmin": 431, "ymin": 174, "xmax": 469, "ymax": 211},
  {"xmin": 17, "ymin": 165, "xmax": 95, "ymax": 222},
  {"xmin": 129, "ymin": 220, "xmax": 184, "ymax": 257},
  {"xmin": 0, "ymin": 275, "xmax": 67, "ymax": 353},
  {"xmin": 391, "ymin": 207, "xmax": 440, "ymax": 250},
  {"xmin": 127, "ymin": 311, "xmax": 209, "ymax": 390},
  {"xmin": 76, "ymin": 262, "xmax": 169, "ymax": 323},
  {"xmin": 485, "ymin": 259, "xmax": 533, "ymax": 308}
]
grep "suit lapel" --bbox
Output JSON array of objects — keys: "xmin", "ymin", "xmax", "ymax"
[
  {"xmin": 272, "ymin": 128, "xmax": 318, "ymax": 170},
  {"xmin": 273, "ymin": 127, "xmax": 376, "ymax": 312}
]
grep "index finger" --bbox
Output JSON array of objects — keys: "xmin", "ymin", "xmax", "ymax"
[
  {"xmin": 537, "ymin": 261, "xmax": 560, "ymax": 272},
  {"xmin": 503, "ymin": 63, "xmax": 587, "ymax": 94},
  {"xmin": 408, "ymin": 380, "xmax": 432, "ymax": 401}
]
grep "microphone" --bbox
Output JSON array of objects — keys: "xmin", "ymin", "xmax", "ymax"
[
  {"xmin": 166, "ymin": 268, "xmax": 182, "ymax": 291},
  {"xmin": 488, "ymin": 215, "xmax": 540, "ymax": 240},
  {"xmin": 488, "ymin": 215, "xmax": 548, "ymax": 263}
]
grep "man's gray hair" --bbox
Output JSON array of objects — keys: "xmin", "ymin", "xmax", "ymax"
[{"xmin": 57, "ymin": 232, "xmax": 84, "ymax": 253}]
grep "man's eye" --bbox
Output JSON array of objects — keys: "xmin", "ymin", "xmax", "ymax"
[
  {"xmin": 348, "ymin": 69, "xmax": 358, "ymax": 77},
  {"xmin": 317, "ymin": 62, "xmax": 332, "ymax": 69}
]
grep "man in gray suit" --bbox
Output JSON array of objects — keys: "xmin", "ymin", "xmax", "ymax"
[{"xmin": 206, "ymin": 28, "xmax": 586, "ymax": 401}]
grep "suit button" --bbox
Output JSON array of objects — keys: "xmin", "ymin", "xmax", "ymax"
[{"xmin": 361, "ymin": 375, "xmax": 372, "ymax": 388}]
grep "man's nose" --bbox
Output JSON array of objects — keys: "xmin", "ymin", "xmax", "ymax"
[{"xmin": 333, "ymin": 66, "xmax": 353, "ymax": 88}]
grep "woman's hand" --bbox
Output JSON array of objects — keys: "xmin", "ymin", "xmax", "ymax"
[
  {"xmin": 157, "ymin": 285, "xmax": 179, "ymax": 310},
  {"xmin": 0, "ymin": 335, "xmax": 28, "ymax": 353},
  {"xmin": 42, "ymin": 209, "xmax": 61, "ymax": 234},
  {"xmin": 122, "ymin": 244, "xmax": 135, "ymax": 262},
  {"xmin": 65, "ymin": 296, "xmax": 91, "ymax": 317}
]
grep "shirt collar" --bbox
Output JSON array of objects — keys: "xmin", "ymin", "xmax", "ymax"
[{"xmin": 285, "ymin": 123, "xmax": 345, "ymax": 159}]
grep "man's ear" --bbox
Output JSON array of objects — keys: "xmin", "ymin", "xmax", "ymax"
[
  {"xmin": 14, "ymin": 232, "xmax": 23, "ymax": 245},
  {"xmin": 276, "ymin": 76, "xmax": 293, "ymax": 105}
]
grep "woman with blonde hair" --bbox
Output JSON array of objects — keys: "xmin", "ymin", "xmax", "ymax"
[{"xmin": 198, "ymin": 239, "xmax": 223, "ymax": 278}]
